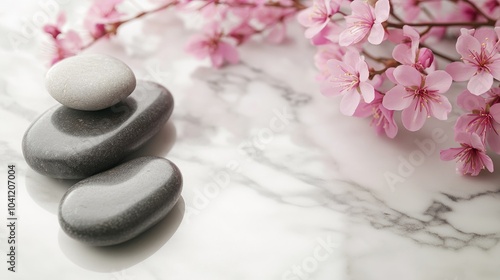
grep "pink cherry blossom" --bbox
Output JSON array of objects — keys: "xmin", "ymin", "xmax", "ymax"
[
  {"xmin": 314, "ymin": 43, "xmax": 346, "ymax": 80},
  {"xmin": 354, "ymin": 91, "xmax": 398, "ymax": 138},
  {"xmin": 483, "ymin": 86, "xmax": 500, "ymax": 104},
  {"xmin": 84, "ymin": 0, "xmax": 124, "ymax": 39},
  {"xmin": 50, "ymin": 31, "xmax": 83, "ymax": 65},
  {"xmin": 43, "ymin": 12, "xmax": 83, "ymax": 65},
  {"xmin": 43, "ymin": 12, "xmax": 66, "ymax": 39},
  {"xmin": 440, "ymin": 132, "xmax": 494, "ymax": 176},
  {"xmin": 446, "ymin": 27, "xmax": 500, "ymax": 95},
  {"xmin": 310, "ymin": 23, "xmax": 341, "ymax": 45},
  {"xmin": 251, "ymin": 3, "xmax": 295, "ymax": 43},
  {"xmin": 339, "ymin": 0, "xmax": 390, "ymax": 46},
  {"xmin": 321, "ymin": 50, "xmax": 375, "ymax": 115},
  {"xmin": 297, "ymin": 0, "xmax": 341, "ymax": 39},
  {"xmin": 228, "ymin": 21, "xmax": 256, "ymax": 45},
  {"xmin": 392, "ymin": 25, "xmax": 434, "ymax": 72},
  {"xmin": 185, "ymin": 23, "xmax": 239, "ymax": 68},
  {"xmin": 383, "ymin": 65, "xmax": 452, "ymax": 131},
  {"xmin": 455, "ymin": 89, "xmax": 500, "ymax": 153}
]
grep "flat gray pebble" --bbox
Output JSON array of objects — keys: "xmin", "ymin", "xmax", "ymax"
[
  {"xmin": 46, "ymin": 54, "xmax": 136, "ymax": 111},
  {"xmin": 58, "ymin": 156, "xmax": 183, "ymax": 246},
  {"xmin": 23, "ymin": 80, "xmax": 173, "ymax": 179}
]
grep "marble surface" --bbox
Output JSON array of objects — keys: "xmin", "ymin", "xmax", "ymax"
[{"xmin": 2, "ymin": 1, "xmax": 500, "ymax": 280}]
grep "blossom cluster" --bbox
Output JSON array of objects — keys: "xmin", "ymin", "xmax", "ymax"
[
  {"xmin": 44, "ymin": 0, "xmax": 302, "ymax": 66},
  {"xmin": 43, "ymin": 0, "xmax": 500, "ymax": 176}
]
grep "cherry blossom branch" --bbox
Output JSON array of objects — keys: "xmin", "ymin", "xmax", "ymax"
[
  {"xmin": 213, "ymin": 0, "xmax": 307, "ymax": 10},
  {"xmin": 81, "ymin": 1, "xmax": 179, "ymax": 50},
  {"xmin": 386, "ymin": 20, "xmax": 495, "ymax": 28},
  {"xmin": 419, "ymin": 42, "xmax": 456, "ymax": 62}
]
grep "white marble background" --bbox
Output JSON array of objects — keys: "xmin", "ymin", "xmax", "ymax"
[{"xmin": 1, "ymin": 1, "xmax": 500, "ymax": 280}]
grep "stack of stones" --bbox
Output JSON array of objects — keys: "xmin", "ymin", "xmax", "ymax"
[{"xmin": 22, "ymin": 54, "xmax": 182, "ymax": 246}]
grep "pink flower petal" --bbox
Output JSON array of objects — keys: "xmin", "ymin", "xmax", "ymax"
[
  {"xmin": 474, "ymin": 27, "xmax": 497, "ymax": 50},
  {"xmin": 320, "ymin": 81, "xmax": 341, "ymax": 96},
  {"xmin": 311, "ymin": 24, "xmax": 335, "ymax": 45},
  {"xmin": 490, "ymin": 103, "xmax": 500, "ymax": 124},
  {"xmin": 440, "ymin": 148, "xmax": 463, "ymax": 161},
  {"xmin": 368, "ymin": 23, "xmax": 385, "ymax": 45},
  {"xmin": 385, "ymin": 67, "xmax": 397, "ymax": 83},
  {"xmin": 486, "ymin": 128, "xmax": 500, "ymax": 154},
  {"xmin": 340, "ymin": 90, "xmax": 361, "ymax": 116},
  {"xmin": 392, "ymin": 44, "xmax": 413, "ymax": 65},
  {"xmin": 218, "ymin": 42, "xmax": 239, "ymax": 64},
  {"xmin": 393, "ymin": 65, "xmax": 421, "ymax": 87},
  {"xmin": 479, "ymin": 153, "xmax": 494, "ymax": 172},
  {"xmin": 456, "ymin": 33, "xmax": 481, "ymax": 56},
  {"xmin": 350, "ymin": 0, "xmax": 372, "ymax": 17},
  {"xmin": 445, "ymin": 62, "xmax": 476, "ymax": 81},
  {"xmin": 353, "ymin": 100, "xmax": 373, "ymax": 117},
  {"xmin": 304, "ymin": 21, "xmax": 329, "ymax": 39},
  {"xmin": 375, "ymin": 0, "xmax": 390, "ymax": 22},
  {"xmin": 359, "ymin": 82, "xmax": 375, "ymax": 102},
  {"xmin": 386, "ymin": 28, "xmax": 404, "ymax": 43},
  {"xmin": 425, "ymin": 70, "xmax": 452, "ymax": 93},
  {"xmin": 454, "ymin": 131, "xmax": 472, "ymax": 145},
  {"xmin": 338, "ymin": 29, "xmax": 359, "ymax": 46},
  {"xmin": 356, "ymin": 59, "xmax": 369, "ymax": 81},
  {"xmin": 470, "ymin": 132, "xmax": 486, "ymax": 151},
  {"xmin": 297, "ymin": 7, "xmax": 314, "ymax": 27},
  {"xmin": 401, "ymin": 102, "xmax": 428, "ymax": 131},
  {"xmin": 456, "ymin": 160, "xmax": 471, "ymax": 175},
  {"xmin": 488, "ymin": 58, "xmax": 500, "ymax": 80},
  {"xmin": 43, "ymin": 25, "xmax": 60, "ymax": 38},
  {"xmin": 344, "ymin": 50, "xmax": 360, "ymax": 68},
  {"xmin": 383, "ymin": 85, "xmax": 412, "ymax": 110},
  {"xmin": 457, "ymin": 90, "xmax": 485, "ymax": 111},
  {"xmin": 454, "ymin": 115, "xmax": 471, "ymax": 134},
  {"xmin": 210, "ymin": 51, "xmax": 224, "ymax": 68},
  {"xmin": 429, "ymin": 96, "xmax": 452, "ymax": 120},
  {"xmin": 468, "ymin": 71, "xmax": 493, "ymax": 95},
  {"xmin": 185, "ymin": 37, "xmax": 209, "ymax": 59},
  {"xmin": 327, "ymin": 59, "xmax": 356, "ymax": 78},
  {"xmin": 403, "ymin": 25, "xmax": 420, "ymax": 54},
  {"xmin": 380, "ymin": 107, "xmax": 398, "ymax": 138}
]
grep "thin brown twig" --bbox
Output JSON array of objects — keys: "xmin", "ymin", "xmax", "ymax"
[{"xmin": 420, "ymin": 42, "xmax": 457, "ymax": 62}]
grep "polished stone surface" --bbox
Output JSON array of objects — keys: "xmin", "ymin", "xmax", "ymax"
[
  {"xmin": 46, "ymin": 54, "xmax": 136, "ymax": 111},
  {"xmin": 22, "ymin": 80, "xmax": 173, "ymax": 179},
  {"xmin": 59, "ymin": 157, "xmax": 182, "ymax": 246}
]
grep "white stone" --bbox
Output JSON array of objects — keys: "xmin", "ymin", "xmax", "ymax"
[{"xmin": 45, "ymin": 54, "xmax": 136, "ymax": 111}]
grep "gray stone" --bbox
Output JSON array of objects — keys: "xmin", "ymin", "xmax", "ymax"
[
  {"xmin": 22, "ymin": 80, "xmax": 173, "ymax": 179},
  {"xmin": 46, "ymin": 54, "xmax": 136, "ymax": 111},
  {"xmin": 58, "ymin": 156, "xmax": 183, "ymax": 246}
]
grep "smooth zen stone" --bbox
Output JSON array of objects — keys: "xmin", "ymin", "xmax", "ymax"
[
  {"xmin": 22, "ymin": 81, "xmax": 173, "ymax": 179},
  {"xmin": 46, "ymin": 54, "xmax": 136, "ymax": 111},
  {"xmin": 59, "ymin": 156, "xmax": 183, "ymax": 246}
]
